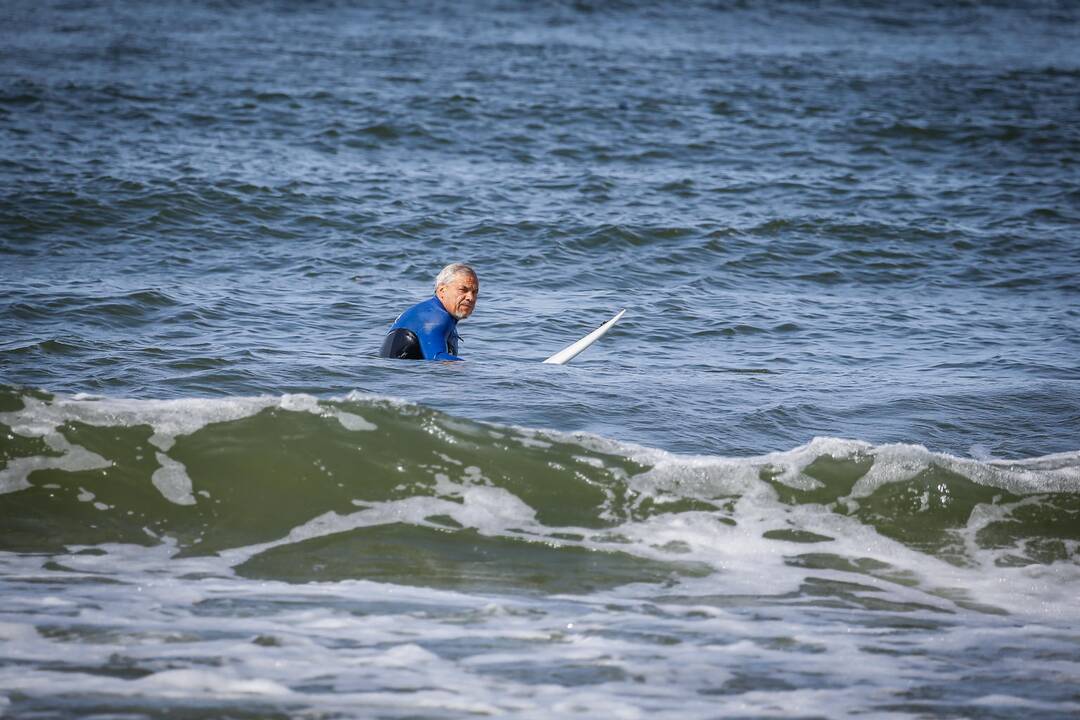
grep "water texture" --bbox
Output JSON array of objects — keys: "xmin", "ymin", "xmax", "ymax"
[{"xmin": 2, "ymin": 1, "xmax": 1079, "ymax": 718}]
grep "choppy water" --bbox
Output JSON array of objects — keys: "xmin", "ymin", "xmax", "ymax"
[{"xmin": 2, "ymin": 1, "xmax": 1079, "ymax": 717}]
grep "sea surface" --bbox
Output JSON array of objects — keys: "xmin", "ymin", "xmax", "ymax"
[{"xmin": 2, "ymin": 1, "xmax": 1080, "ymax": 718}]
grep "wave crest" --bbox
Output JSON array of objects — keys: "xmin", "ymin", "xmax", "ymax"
[{"xmin": 1, "ymin": 388, "xmax": 1077, "ymax": 583}]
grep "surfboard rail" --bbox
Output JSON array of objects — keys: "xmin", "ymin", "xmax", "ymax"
[{"xmin": 542, "ymin": 309, "xmax": 626, "ymax": 365}]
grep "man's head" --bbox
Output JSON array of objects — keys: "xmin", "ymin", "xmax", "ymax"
[{"xmin": 434, "ymin": 263, "xmax": 479, "ymax": 320}]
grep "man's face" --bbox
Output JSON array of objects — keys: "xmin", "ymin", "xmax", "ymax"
[{"xmin": 436, "ymin": 272, "xmax": 479, "ymax": 319}]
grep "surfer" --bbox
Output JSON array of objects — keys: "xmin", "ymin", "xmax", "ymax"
[{"xmin": 378, "ymin": 263, "xmax": 479, "ymax": 361}]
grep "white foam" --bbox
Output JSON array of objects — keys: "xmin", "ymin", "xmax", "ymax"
[
  {"xmin": 0, "ymin": 429, "xmax": 111, "ymax": 494},
  {"xmin": 0, "ymin": 621, "xmax": 38, "ymax": 642},
  {"xmin": 970, "ymin": 695, "xmax": 1080, "ymax": 712},
  {"xmin": 370, "ymin": 643, "xmax": 440, "ymax": 667},
  {"xmin": 151, "ymin": 452, "xmax": 196, "ymax": 506},
  {"xmin": 136, "ymin": 669, "xmax": 292, "ymax": 697},
  {"xmin": 572, "ymin": 432, "xmax": 1080, "ymax": 508},
  {"xmin": 223, "ymin": 479, "xmax": 541, "ymax": 567},
  {"xmin": 331, "ymin": 410, "xmax": 376, "ymax": 431},
  {"xmin": 849, "ymin": 444, "xmax": 1080, "ymax": 498},
  {"xmin": 1, "ymin": 537, "xmax": 1078, "ymax": 720}
]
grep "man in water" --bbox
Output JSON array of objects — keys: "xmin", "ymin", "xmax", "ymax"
[{"xmin": 378, "ymin": 263, "xmax": 479, "ymax": 361}]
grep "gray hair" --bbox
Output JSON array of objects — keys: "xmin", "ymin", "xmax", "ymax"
[{"xmin": 434, "ymin": 262, "xmax": 477, "ymax": 291}]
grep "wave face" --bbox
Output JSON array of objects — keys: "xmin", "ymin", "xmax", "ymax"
[{"xmin": 3, "ymin": 389, "xmax": 1077, "ymax": 593}]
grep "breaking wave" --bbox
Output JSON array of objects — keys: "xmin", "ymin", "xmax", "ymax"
[{"xmin": 2, "ymin": 386, "xmax": 1078, "ymax": 605}]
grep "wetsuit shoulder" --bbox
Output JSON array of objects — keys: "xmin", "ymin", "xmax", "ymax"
[{"xmin": 385, "ymin": 296, "xmax": 462, "ymax": 361}]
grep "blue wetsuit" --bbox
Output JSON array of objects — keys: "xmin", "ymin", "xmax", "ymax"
[{"xmin": 379, "ymin": 295, "xmax": 462, "ymax": 361}]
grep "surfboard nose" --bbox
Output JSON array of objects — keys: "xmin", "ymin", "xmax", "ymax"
[{"xmin": 543, "ymin": 309, "xmax": 626, "ymax": 365}]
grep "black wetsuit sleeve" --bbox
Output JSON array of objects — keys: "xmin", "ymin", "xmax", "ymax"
[{"xmin": 379, "ymin": 328, "xmax": 423, "ymax": 360}]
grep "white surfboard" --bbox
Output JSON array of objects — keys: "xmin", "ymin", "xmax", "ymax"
[{"xmin": 542, "ymin": 309, "xmax": 626, "ymax": 365}]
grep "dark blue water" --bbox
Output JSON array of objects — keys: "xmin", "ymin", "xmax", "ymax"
[{"xmin": 2, "ymin": 1, "xmax": 1079, "ymax": 717}]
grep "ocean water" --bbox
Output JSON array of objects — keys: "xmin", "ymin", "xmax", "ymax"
[{"xmin": 2, "ymin": 0, "xmax": 1080, "ymax": 717}]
